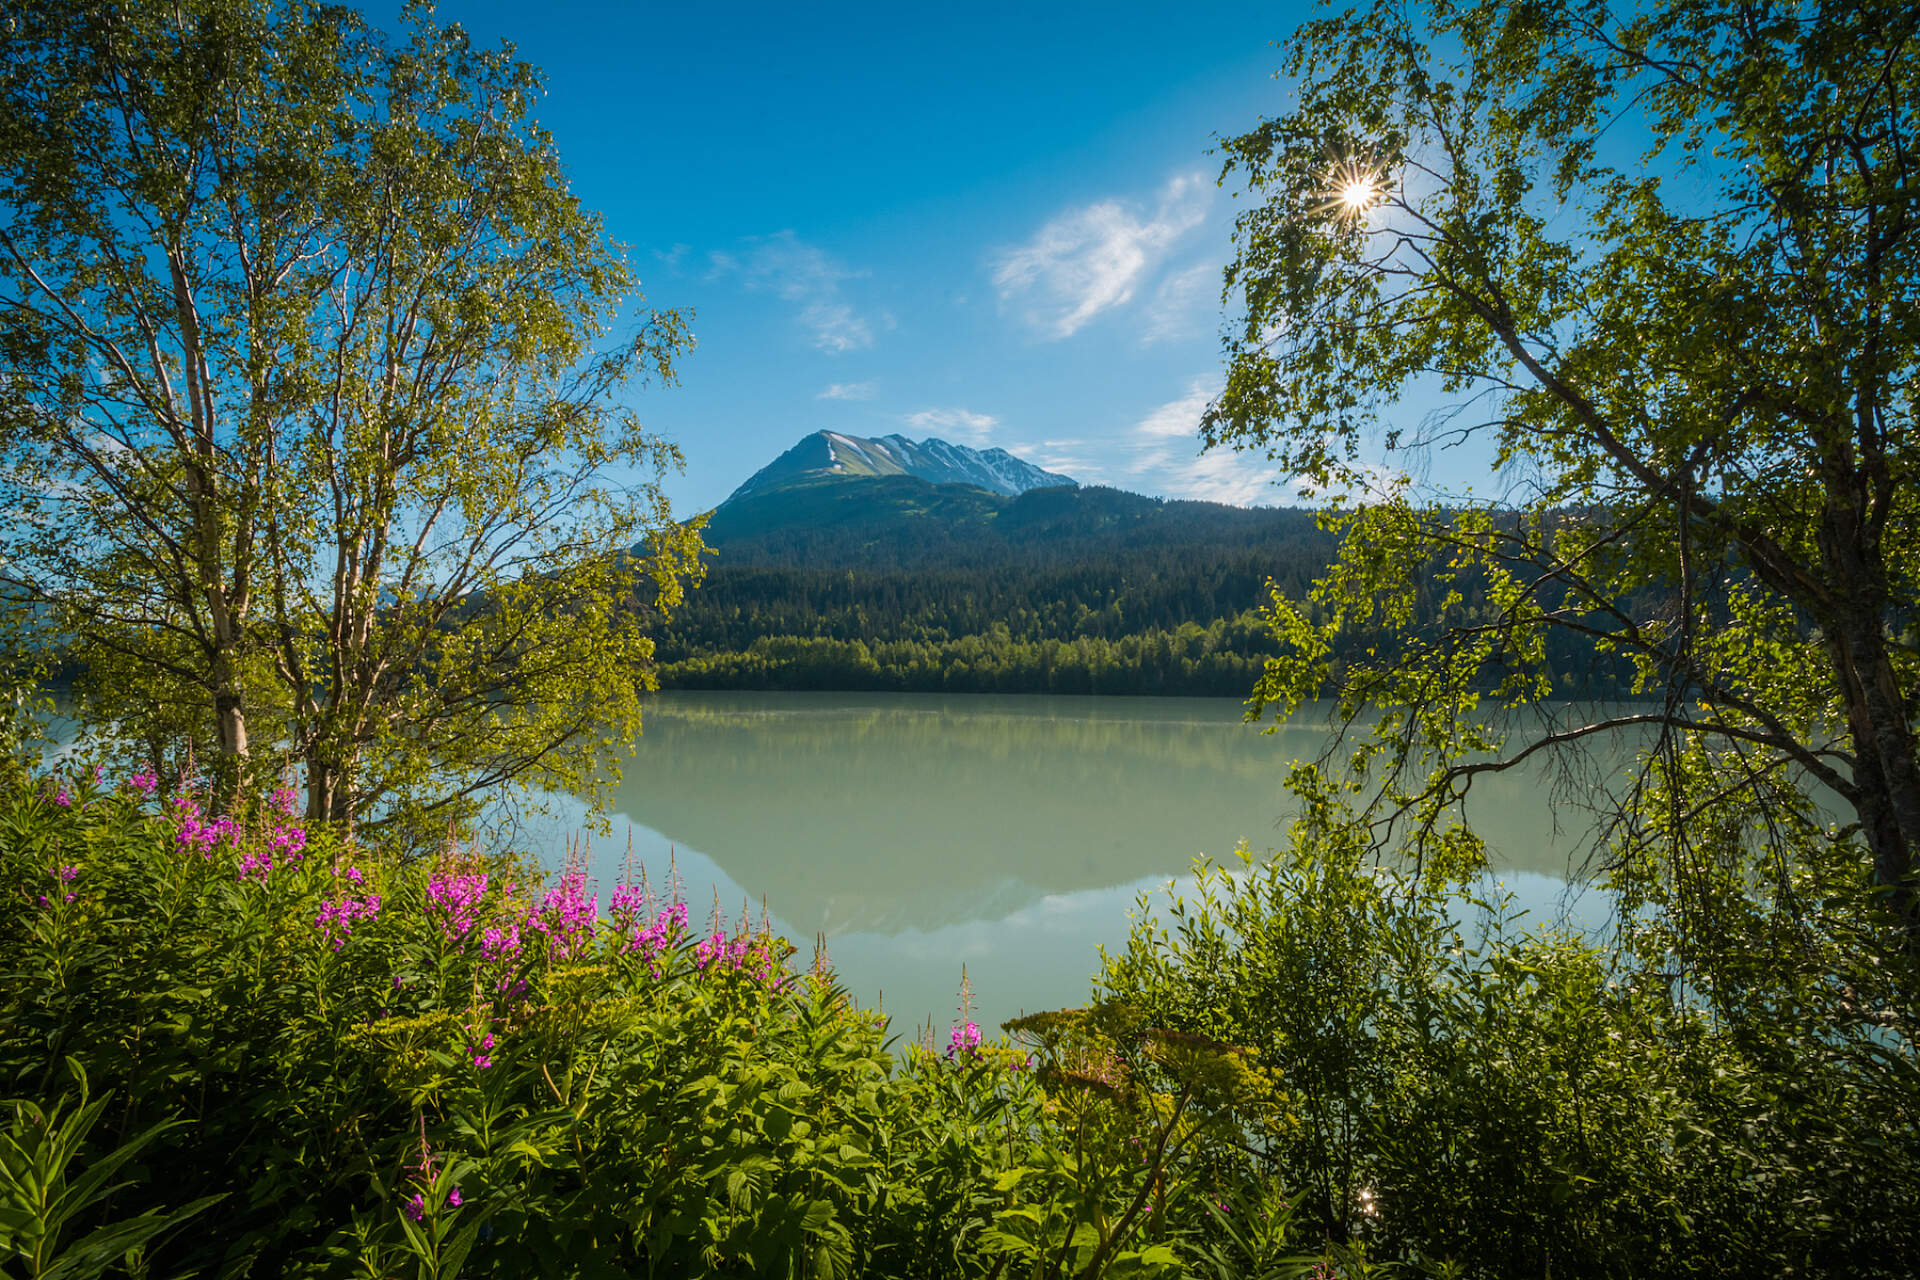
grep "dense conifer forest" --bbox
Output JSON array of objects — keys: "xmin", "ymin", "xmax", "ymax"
[{"xmin": 649, "ymin": 478, "xmax": 1642, "ymax": 697}]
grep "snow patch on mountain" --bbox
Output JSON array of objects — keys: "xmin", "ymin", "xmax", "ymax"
[{"xmin": 726, "ymin": 431, "xmax": 1078, "ymax": 503}]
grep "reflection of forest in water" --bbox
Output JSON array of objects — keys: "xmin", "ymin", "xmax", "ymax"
[{"xmin": 597, "ymin": 692, "xmax": 1623, "ymax": 935}]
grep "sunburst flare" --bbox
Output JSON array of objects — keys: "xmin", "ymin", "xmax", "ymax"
[{"xmin": 1323, "ymin": 158, "xmax": 1384, "ymax": 219}]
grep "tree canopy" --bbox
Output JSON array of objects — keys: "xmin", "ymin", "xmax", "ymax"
[
  {"xmin": 0, "ymin": 0, "xmax": 702, "ymax": 833},
  {"xmin": 1209, "ymin": 0, "xmax": 1920, "ymax": 955}
]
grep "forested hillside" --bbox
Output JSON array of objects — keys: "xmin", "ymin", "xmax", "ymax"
[
  {"xmin": 650, "ymin": 477, "xmax": 1638, "ymax": 696},
  {"xmin": 648, "ymin": 478, "xmax": 1319, "ymax": 693}
]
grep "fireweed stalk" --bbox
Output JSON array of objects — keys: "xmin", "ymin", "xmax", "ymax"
[
  {"xmin": 949, "ymin": 965, "xmax": 982, "ymax": 1061},
  {"xmin": 29, "ymin": 771, "xmax": 815, "ymax": 1012},
  {"xmin": 402, "ymin": 1118, "xmax": 464, "ymax": 1223},
  {"xmin": 3, "ymin": 764, "xmax": 1153, "ymax": 1280}
]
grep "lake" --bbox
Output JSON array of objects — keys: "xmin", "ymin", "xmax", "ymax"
[{"xmin": 521, "ymin": 692, "xmax": 1611, "ymax": 1040}]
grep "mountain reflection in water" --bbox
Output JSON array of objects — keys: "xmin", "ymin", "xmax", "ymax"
[
  {"xmin": 595, "ymin": 693, "xmax": 1603, "ymax": 933},
  {"xmin": 517, "ymin": 692, "xmax": 1616, "ymax": 1036}
]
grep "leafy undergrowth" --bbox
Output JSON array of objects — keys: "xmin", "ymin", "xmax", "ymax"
[
  {"xmin": 9, "ymin": 763, "xmax": 1912, "ymax": 1280},
  {"xmin": 0, "ymin": 767, "xmax": 1287, "ymax": 1280}
]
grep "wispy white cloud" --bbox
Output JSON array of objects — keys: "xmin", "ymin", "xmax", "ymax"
[
  {"xmin": 1112, "ymin": 379, "xmax": 1407, "ymax": 506},
  {"xmin": 1007, "ymin": 438, "xmax": 1097, "ymax": 480},
  {"xmin": 708, "ymin": 231, "xmax": 875, "ymax": 354},
  {"xmin": 817, "ymin": 381, "xmax": 877, "ymax": 401},
  {"xmin": 1131, "ymin": 382, "xmax": 1212, "ymax": 441},
  {"xmin": 1139, "ymin": 259, "xmax": 1221, "ymax": 346},
  {"xmin": 990, "ymin": 173, "xmax": 1211, "ymax": 340},
  {"xmin": 904, "ymin": 407, "xmax": 998, "ymax": 446},
  {"xmin": 1145, "ymin": 448, "xmax": 1292, "ymax": 507},
  {"xmin": 798, "ymin": 302, "xmax": 872, "ymax": 354},
  {"xmin": 1115, "ymin": 378, "xmax": 1288, "ymax": 506},
  {"xmin": 998, "ymin": 381, "xmax": 1318, "ymax": 504}
]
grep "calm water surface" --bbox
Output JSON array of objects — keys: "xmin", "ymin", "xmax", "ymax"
[{"xmin": 521, "ymin": 692, "xmax": 1609, "ymax": 1039}]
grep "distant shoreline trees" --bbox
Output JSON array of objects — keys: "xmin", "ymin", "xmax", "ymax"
[{"xmin": 659, "ymin": 620, "xmax": 1279, "ymax": 697}]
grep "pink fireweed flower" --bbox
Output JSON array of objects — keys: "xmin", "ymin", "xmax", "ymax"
[
  {"xmin": 692, "ymin": 928, "xmax": 770, "ymax": 976},
  {"xmin": 479, "ymin": 906, "xmax": 534, "ymax": 995},
  {"xmin": 53, "ymin": 787, "xmax": 71, "ymax": 808},
  {"xmin": 947, "ymin": 1021, "xmax": 983, "ymax": 1060},
  {"xmin": 529, "ymin": 871, "xmax": 598, "ymax": 961},
  {"xmin": 344, "ymin": 865, "xmax": 364, "ymax": 885},
  {"xmin": 314, "ymin": 893, "xmax": 382, "ymax": 950},
  {"xmin": 42, "ymin": 865, "xmax": 79, "ymax": 906},
  {"xmin": 426, "ymin": 870, "xmax": 490, "ymax": 941},
  {"xmin": 127, "ymin": 768, "xmax": 158, "ymax": 796},
  {"xmin": 269, "ymin": 786, "xmax": 300, "ymax": 818},
  {"xmin": 265, "ymin": 823, "xmax": 307, "ymax": 864},
  {"xmin": 624, "ymin": 900, "xmax": 687, "ymax": 967},
  {"xmin": 480, "ymin": 922, "xmax": 522, "ymax": 962},
  {"xmin": 403, "ymin": 1183, "xmax": 464, "ymax": 1217},
  {"xmin": 170, "ymin": 799, "xmax": 239, "ymax": 857},
  {"xmin": 608, "ymin": 879, "xmax": 648, "ymax": 927},
  {"xmin": 237, "ymin": 849, "xmax": 273, "ymax": 882},
  {"xmin": 469, "ymin": 1032, "xmax": 496, "ymax": 1069}
]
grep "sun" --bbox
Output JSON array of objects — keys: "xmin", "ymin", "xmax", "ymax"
[
  {"xmin": 1339, "ymin": 176, "xmax": 1379, "ymax": 212},
  {"xmin": 1325, "ymin": 158, "xmax": 1384, "ymax": 218}
]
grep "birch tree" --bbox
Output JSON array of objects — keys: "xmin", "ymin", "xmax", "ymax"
[
  {"xmin": 0, "ymin": 0, "xmax": 702, "ymax": 828},
  {"xmin": 1209, "ymin": 0, "xmax": 1920, "ymax": 957}
]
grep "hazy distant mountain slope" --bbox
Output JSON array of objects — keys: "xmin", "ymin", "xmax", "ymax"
[
  {"xmin": 703, "ymin": 473, "xmax": 1322, "ymax": 572},
  {"xmin": 703, "ymin": 474, "xmax": 1007, "ymax": 563},
  {"xmin": 725, "ymin": 431, "xmax": 1075, "ymax": 502}
]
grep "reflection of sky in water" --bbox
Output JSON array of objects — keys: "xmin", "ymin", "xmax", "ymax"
[
  {"xmin": 565, "ymin": 692, "xmax": 1620, "ymax": 928},
  {"xmin": 527, "ymin": 814, "xmax": 1617, "ymax": 1042},
  {"xmin": 517, "ymin": 689, "xmax": 1622, "ymax": 1039},
  {"xmin": 825, "ymin": 866, "xmax": 1614, "ymax": 1040}
]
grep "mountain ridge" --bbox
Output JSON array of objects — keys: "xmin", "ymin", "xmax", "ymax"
[
  {"xmin": 724, "ymin": 430, "xmax": 1076, "ymax": 504},
  {"xmin": 641, "ymin": 433, "xmax": 1636, "ymax": 700}
]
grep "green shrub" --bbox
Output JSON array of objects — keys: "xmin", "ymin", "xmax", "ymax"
[
  {"xmin": 23, "ymin": 757, "xmax": 1904, "ymax": 1278},
  {"xmin": 1098, "ymin": 838, "xmax": 1920, "ymax": 1278},
  {"xmin": 0, "ymin": 766, "xmax": 1255, "ymax": 1279}
]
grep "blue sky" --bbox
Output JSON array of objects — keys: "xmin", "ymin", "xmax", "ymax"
[{"xmin": 388, "ymin": 1, "xmax": 1337, "ymax": 512}]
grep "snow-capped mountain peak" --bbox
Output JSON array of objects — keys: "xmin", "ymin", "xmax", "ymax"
[{"xmin": 725, "ymin": 431, "xmax": 1077, "ymax": 503}]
